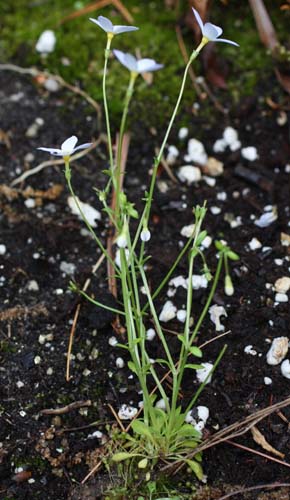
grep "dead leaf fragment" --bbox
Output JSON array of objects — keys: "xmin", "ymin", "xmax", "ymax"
[
  {"xmin": 251, "ymin": 425, "xmax": 285, "ymax": 458},
  {"xmin": 281, "ymin": 232, "xmax": 290, "ymax": 247}
]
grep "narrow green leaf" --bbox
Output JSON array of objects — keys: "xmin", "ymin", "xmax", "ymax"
[
  {"xmin": 131, "ymin": 420, "xmax": 153, "ymax": 439},
  {"xmin": 189, "ymin": 346, "xmax": 203, "ymax": 358},
  {"xmin": 127, "ymin": 361, "xmax": 137, "ymax": 374},
  {"xmin": 186, "ymin": 459, "xmax": 203, "ymax": 480},
  {"xmin": 138, "ymin": 458, "xmax": 148, "ymax": 469},
  {"xmin": 112, "ymin": 452, "xmax": 137, "ymax": 462},
  {"xmin": 184, "ymin": 363, "xmax": 204, "ymax": 370}
]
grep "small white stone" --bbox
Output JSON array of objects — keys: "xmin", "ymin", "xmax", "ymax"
[
  {"xmin": 166, "ymin": 145, "xmax": 179, "ymax": 165},
  {"xmin": 90, "ymin": 347, "xmax": 99, "ymax": 360},
  {"xmin": 266, "ymin": 337, "xmax": 289, "ymax": 365},
  {"xmin": 0, "ymin": 244, "xmax": 6, "ymax": 255},
  {"xmin": 24, "ymin": 198, "xmax": 36, "ymax": 209},
  {"xmin": 178, "ymin": 127, "xmax": 189, "ymax": 140},
  {"xmin": 82, "ymin": 368, "xmax": 91, "ymax": 377},
  {"xmin": 44, "ymin": 78, "xmax": 60, "ymax": 92},
  {"xmin": 68, "ymin": 196, "xmax": 101, "ymax": 228},
  {"xmin": 46, "ymin": 367, "xmax": 53, "ymax": 375},
  {"xmin": 27, "ymin": 280, "xmax": 39, "ymax": 291},
  {"xmin": 241, "ymin": 146, "xmax": 259, "ymax": 161},
  {"xmin": 146, "ymin": 328, "xmax": 156, "ymax": 341},
  {"xmin": 244, "ymin": 345, "xmax": 257, "ymax": 356},
  {"xmin": 177, "ymin": 165, "xmax": 201, "ymax": 185},
  {"xmin": 210, "ymin": 206, "xmax": 221, "ymax": 215},
  {"xmin": 201, "ymin": 235, "xmax": 212, "ymax": 249},
  {"xmin": 55, "ymin": 288, "xmax": 63, "ymax": 295},
  {"xmin": 281, "ymin": 359, "xmax": 290, "ymax": 379},
  {"xmin": 19, "ymin": 410, "xmax": 26, "ymax": 417},
  {"xmin": 155, "ymin": 398, "xmax": 167, "ymax": 410},
  {"xmin": 274, "ymin": 277, "xmax": 290, "ymax": 294},
  {"xmin": 35, "ymin": 30, "xmax": 56, "ymax": 54},
  {"xmin": 159, "ymin": 301, "xmax": 177, "ymax": 322},
  {"xmin": 88, "ymin": 430, "xmax": 103, "ymax": 439},
  {"xmin": 217, "ymin": 192, "xmax": 227, "ymax": 201},
  {"xmin": 223, "ymin": 126, "xmax": 239, "ymax": 145},
  {"xmin": 177, "ymin": 309, "xmax": 187, "ymax": 323},
  {"xmin": 34, "ymin": 356, "xmax": 41, "ymax": 365},
  {"xmin": 60, "ymin": 261, "xmax": 76, "ymax": 276},
  {"xmin": 28, "ymin": 478, "xmax": 35, "ymax": 484},
  {"xmin": 209, "ymin": 305, "xmax": 227, "ymax": 331},
  {"xmin": 205, "ymin": 157, "xmax": 224, "ymax": 177},
  {"xmin": 185, "ymin": 138, "xmax": 208, "ymax": 165},
  {"xmin": 118, "ymin": 404, "xmax": 138, "ymax": 420},
  {"xmin": 196, "ymin": 363, "xmax": 213, "ymax": 384},
  {"xmin": 192, "ymin": 275, "xmax": 208, "ymax": 290},
  {"xmin": 274, "ymin": 259, "xmax": 283, "ymax": 266},
  {"xmin": 275, "ymin": 293, "xmax": 288, "ymax": 303},
  {"xmin": 285, "ymin": 164, "xmax": 290, "ymax": 173},
  {"xmin": 169, "ymin": 275, "xmax": 187, "ymax": 289},
  {"xmin": 16, "ymin": 381, "xmax": 25, "ymax": 389},
  {"xmin": 213, "ymin": 138, "xmax": 227, "ymax": 153},
  {"xmin": 203, "ymin": 176, "xmax": 216, "ymax": 187},
  {"xmin": 185, "ymin": 405, "xmax": 209, "ymax": 432},
  {"xmin": 109, "ymin": 336, "xmax": 118, "ymax": 347},
  {"xmin": 116, "ymin": 357, "xmax": 125, "ymax": 369},
  {"xmin": 249, "ymin": 237, "xmax": 262, "ymax": 250},
  {"xmin": 180, "ymin": 224, "xmax": 195, "ymax": 238},
  {"xmin": 264, "ymin": 377, "xmax": 272, "ymax": 385},
  {"xmin": 229, "ymin": 140, "xmax": 241, "ymax": 152}
]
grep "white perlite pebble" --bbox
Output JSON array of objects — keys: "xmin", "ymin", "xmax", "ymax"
[
  {"xmin": 155, "ymin": 398, "xmax": 167, "ymax": 410},
  {"xmin": 210, "ymin": 206, "xmax": 221, "ymax": 215},
  {"xmin": 249, "ymin": 238, "xmax": 262, "ymax": 250},
  {"xmin": 180, "ymin": 224, "xmax": 195, "ymax": 238},
  {"xmin": 166, "ymin": 145, "xmax": 179, "ymax": 165},
  {"xmin": 108, "ymin": 336, "xmax": 118, "ymax": 347},
  {"xmin": 169, "ymin": 275, "xmax": 187, "ymax": 289},
  {"xmin": 274, "ymin": 277, "xmax": 290, "ymax": 294},
  {"xmin": 0, "ymin": 244, "xmax": 6, "ymax": 255},
  {"xmin": 213, "ymin": 138, "xmax": 227, "ymax": 153},
  {"xmin": 196, "ymin": 363, "xmax": 213, "ymax": 384},
  {"xmin": 118, "ymin": 404, "xmax": 138, "ymax": 420},
  {"xmin": 34, "ymin": 356, "xmax": 41, "ymax": 365},
  {"xmin": 201, "ymin": 235, "xmax": 212, "ymax": 249},
  {"xmin": 27, "ymin": 280, "xmax": 39, "ymax": 291},
  {"xmin": 209, "ymin": 305, "xmax": 227, "ymax": 331},
  {"xmin": 116, "ymin": 357, "xmax": 125, "ymax": 369},
  {"xmin": 241, "ymin": 146, "xmax": 259, "ymax": 161},
  {"xmin": 24, "ymin": 198, "xmax": 36, "ymax": 209},
  {"xmin": 192, "ymin": 275, "xmax": 208, "ymax": 290},
  {"xmin": 35, "ymin": 30, "xmax": 56, "ymax": 54},
  {"xmin": 159, "ymin": 301, "xmax": 177, "ymax": 322},
  {"xmin": 43, "ymin": 78, "xmax": 60, "ymax": 92},
  {"xmin": 264, "ymin": 377, "xmax": 272, "ymax": 385},
  {"xmin": 177, "ymin": 165, "xmax": 201, "ymax": 185},
  {"xmin": 146, "ymin": 328, "xmax": 156, "ymax": 341},
  {"xmin": 68, "ymin": 196, "xmax": 101, "ymax": 228},
  {"xmin": 281, "ymin": 359, "xmax": 290, "ymax": 379},
  {"xmin": 60, "ymin": 261, "xmax": 76, "ymax": 276},
  {"xmin": 177, "ymin": 309, "xmax": 187, "ymax": 323},
  {"xmin": 185, "ymin": 138, "xmax": 208, "ymax": 165},
  {"xmin": 275, "ymin": 293, "xmax": 288, "ymax": 303},
  {"xmin": 178, "ymin": 127, "xmax": 189, "ymax": 140},
  {"xmin": 223, "ymin": 126, "xmax": 238, "ymax": 144},
  {"xmin": 16, "ymin": 381, "xmax": 25, "ymax": 389},
  {"xmin": 244, "ymin": 345, "xmax": 257, "ymax": 356},
  {"xmin": 266, "ymin": 337, "xmax": 289, "ymax": 365},
  {"xmin": 185, "ymin": 405, "xmax": 209, "ymax": 432}
]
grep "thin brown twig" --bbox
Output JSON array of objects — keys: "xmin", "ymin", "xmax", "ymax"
[
  {"xmin": 66, "ymin": 253, "xmax": 106, "ymax": 381},
  {"xmin": 81, "ymin": 460, "xmax": 102, "ymax": 484},
  {"xmin": 216, "ymin": 482, "xmax": 290, "ymax": 500},
  {"xmin": 108, "ymin": 404, "xmax": 126, "ymax": 432},
  {"xmin": 154, "ymin": 146, "xmax": 178, "ymax": 184},
  {"xmin": 40, "ymin": 400, "xmax": 91, "ymax": 415},
  {"xmin": 59, "ymin": 0, "xmax": 134, "ymax": 25},
  {"xmin": 0, "ymin": 64, "xmax": 102, "ymax": 125},
  {"xmin": 227, "ymin": 439, "xmax": 290, "ymax": 469}
]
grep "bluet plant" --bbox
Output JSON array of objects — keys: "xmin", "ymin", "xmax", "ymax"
[{"xmin": 38, "ymin": 9, "xmax": 239, "ymax": 481}]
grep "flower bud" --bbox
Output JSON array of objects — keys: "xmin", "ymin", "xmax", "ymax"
[
  {"xmin": 140, "ymin": 228, "xmax": 151, "ymax": 242},
  {"xmin": 116, "ymin": 232, "xmax": 127, "ymax": 248},
  {"xmin": 224, "ymin": 275, "xmax": 234, "ymax": 296}
]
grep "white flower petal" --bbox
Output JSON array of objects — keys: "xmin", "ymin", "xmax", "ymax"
[
  {"xmin": 137, "ymin": 58, "xmax": 163, "ymax": 73},
  {"xmin": 215, "ymin": 38, "xmax": 239, "ymax": 46},
  {"xmin": 192, "ymin": 8, "xmax": 204, "ymax": 33},
  {"xmin": 114, "ymin": 50, "xmax": 137, "ymax": 72},
  {"xmin": 203, "ymin": 22, "xmax": 222, "ymax": 40},
  {"xmin": 90, "ymin": 16, "xmax": 114, "ymax": 33},
  {"xmin": 113, "ymin": 25, "xmax": 139, "ymax": 35},
  {"xmin": 61, "ymin": 135, "xmax": 78, "ymax": 154},
  {"xmin": 73, "ymin": 143, "xmax": 93, "ymax": 152},
  {"xmin": 37, "ymin": 147, "xmax": 62, "ymax": 156}
]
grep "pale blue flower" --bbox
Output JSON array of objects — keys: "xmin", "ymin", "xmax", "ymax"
[
  {"xmin": 89, "ymin": 16, "xmax": 138, "ymax": 36},
  {"xmin": 113, "ymin": 50, "xmax": 163, "ymax": 73},
  {"xmin": 37, "ymin": 135, "xmax": 92, "ymax": 157},
  {"xmin": 192, "ymin": 8, "xmax": 239, "ymax": 46}
]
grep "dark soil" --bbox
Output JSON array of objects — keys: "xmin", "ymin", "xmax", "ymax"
[{"xmin": 1, "ymin": 70, "xmax": 290, "ymax": 500}]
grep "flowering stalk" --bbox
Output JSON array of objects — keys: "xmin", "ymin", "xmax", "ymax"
[{"xmin": 103, "ymin": 34, "xmax": 114, "ymax": 179}]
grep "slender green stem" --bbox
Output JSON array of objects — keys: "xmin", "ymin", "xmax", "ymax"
[
  {"xmin": 103, "ymin": 35, "xmax": 114, "ymax": 176},
  {"xmin": 115, "ymin": 72, "xmax": 137, "ymax": 224},
  {"xmin": 141, "ymin": 42, "xmax": 205, "ymax": 229},
  {"xmin": 64, "ymin": 160, "xmax": 119, "ymax": 274},
  {"xmin": 77, "ymin": 289, "xmax": 125, "ymax": 316}
]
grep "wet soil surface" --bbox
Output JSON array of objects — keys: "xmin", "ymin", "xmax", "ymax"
[{"xmin": 0, "ymin": 71, "xmax": 290, "ymax": 499}]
